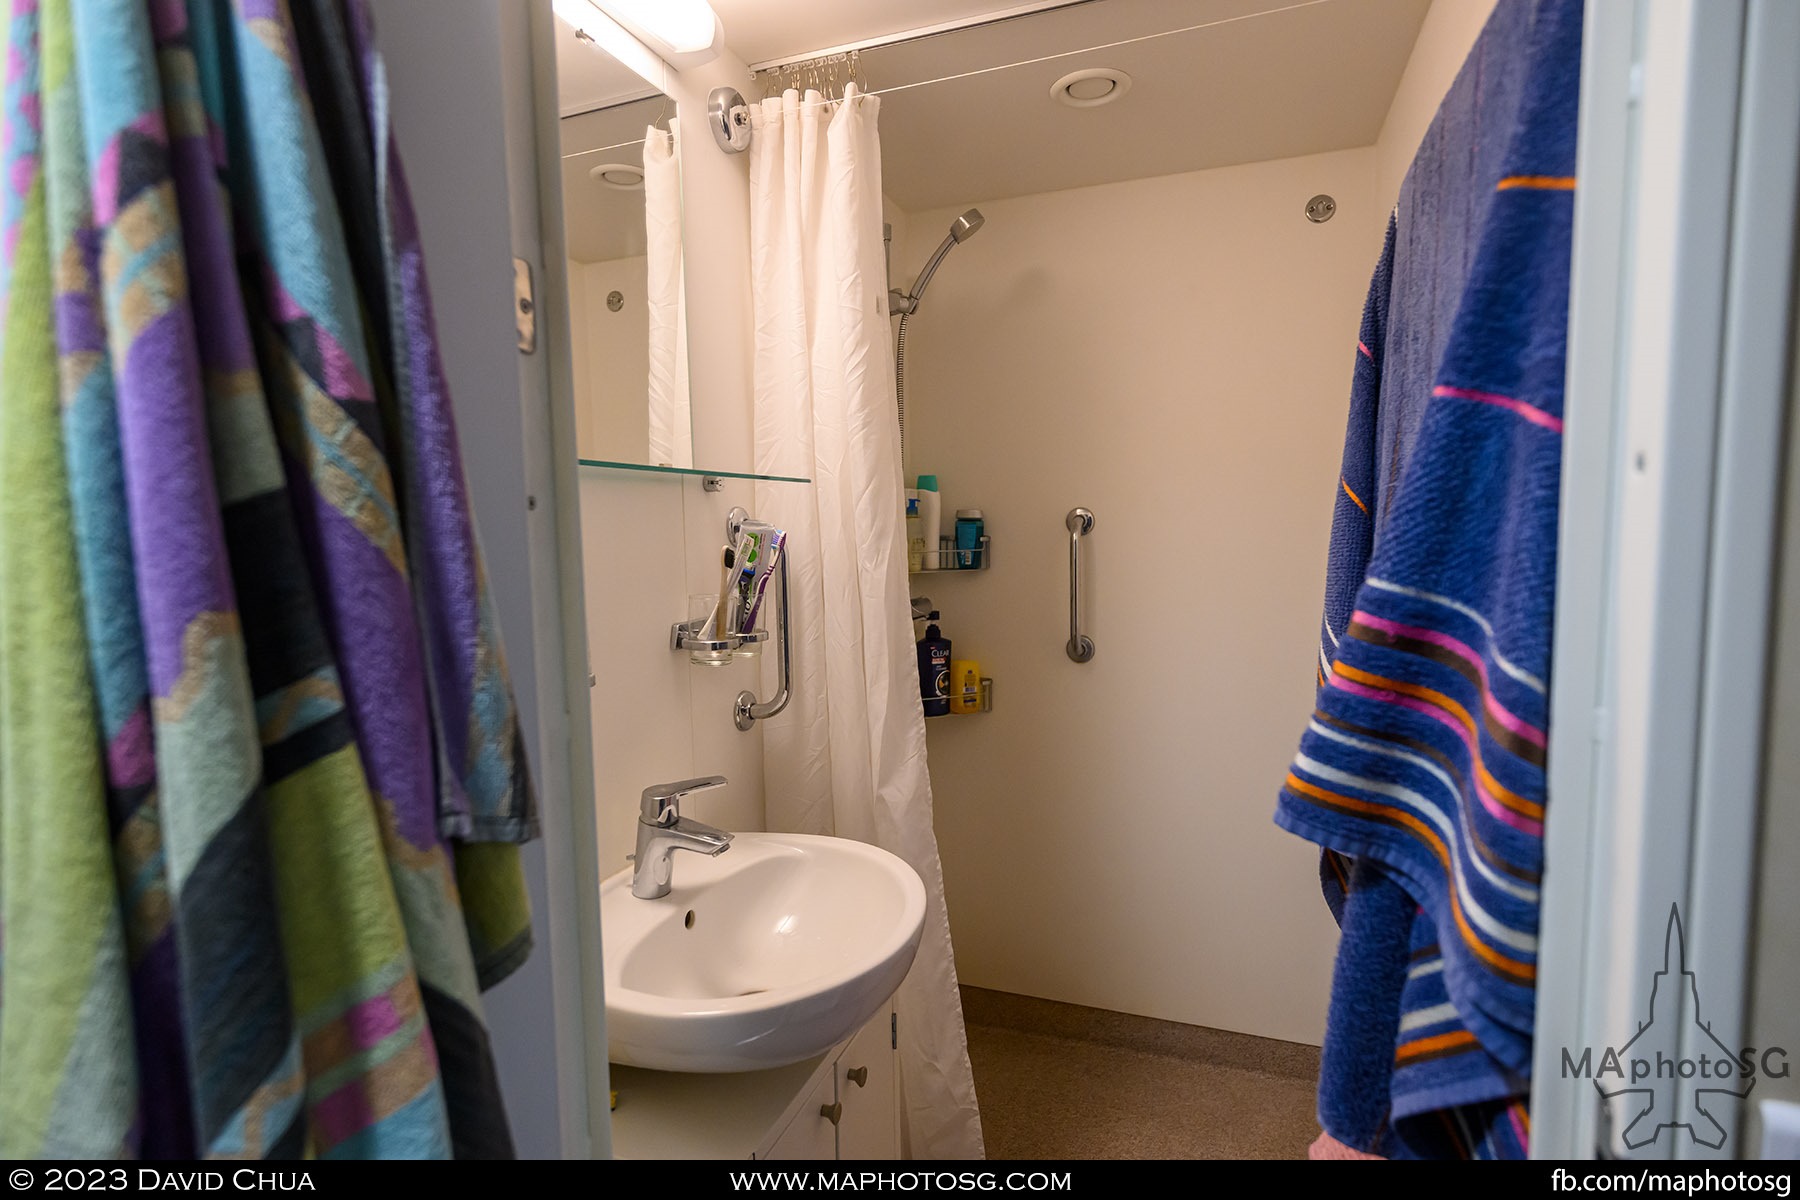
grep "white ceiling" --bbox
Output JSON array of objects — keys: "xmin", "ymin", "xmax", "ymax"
[
  {"xmin": 560, "ymin": 96, "xmax": 665, "ymax": 262},
  {"xmin": 552, "ymin": 0, "xmax": 1430, "ymax": 258},
  {"xmin": 707, "ymin": 0, "xmax": 1086, "ymax": 68},
  {"xmin": 715, "ymin": 0, "xmax": 1431, "ymax": 213}
]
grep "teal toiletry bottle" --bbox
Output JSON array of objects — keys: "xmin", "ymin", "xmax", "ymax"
[
  {"xmin": 918, "ymin": 612, "xmax": 951, "ymax": 717},
  {"xmin": 955, "ymin": 509, "xmax": 984, "ymax": 568}
]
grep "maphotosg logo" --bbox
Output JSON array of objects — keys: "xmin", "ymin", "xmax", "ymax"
[{"xmin": 1560, "ymin": 906, "xmax": 1790, "ymax": 1150}]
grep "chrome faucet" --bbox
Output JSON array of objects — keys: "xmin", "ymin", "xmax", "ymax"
[{"xmin": 632, "ymin": 776, "xmax": 733, "ymax": 899}]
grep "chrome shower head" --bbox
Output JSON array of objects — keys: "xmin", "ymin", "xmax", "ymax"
[
  {"xmin": 893, "ymin": 209, "xmax": 988, "ymax": 315},
  {"xmin": 950, "ymin": 208, "xmax": 985, "ymax": 242}
]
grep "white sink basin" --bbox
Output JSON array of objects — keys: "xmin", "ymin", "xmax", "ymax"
[{"xmin": 601, "ymin": 832, "xmax": 926, "ymax": 1073}]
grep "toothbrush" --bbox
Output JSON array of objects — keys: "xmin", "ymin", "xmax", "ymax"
[
  {"xmin": 737, "ymin": 532, "xmax": 760, "ymax": 611},
  {"xmin": 739, "ymin": 527, "xmax": 771, "ymax": 612},
  {"xmin": 742, "ymin": 530, "xmax": 786, "ymax": 630},
  {"xmin": 712, "ymin": 544, "xmax": 737, "ymax": 639},
  {"xmin": 716, "ymin": 527, "xmax": 757, "ymax": 638}
]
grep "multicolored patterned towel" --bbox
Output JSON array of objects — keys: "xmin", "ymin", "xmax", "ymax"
[
  {"xmin": 1277, "ymin": 0, "xmax": 1581, "ymax": 1159},
  {"xmin": 337, "ymin": 0, "xmax": 539, "ymax": 852},
  {"xmin": 1, "ymin": 0, "xmax": 536, "ymax": 1160},
  {"xmin": 0, "ymin": 0, "xmax": 139, "ymax": 1157}
]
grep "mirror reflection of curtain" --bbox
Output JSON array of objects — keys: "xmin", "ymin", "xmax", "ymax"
[
  {"xmin": 643, "ymin": 123, "xmax": 691, "ymax": 468},
  {"xmin": 747, "ymin": 84, "xmax": 983, "ymax": 1160}
]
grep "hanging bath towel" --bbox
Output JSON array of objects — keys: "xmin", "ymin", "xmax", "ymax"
[
  {"xmin": 1276, "ymin": 0, "xmax": 1580, "ymax": 1158},
  {"xmin": 331, "ymin": 0, "xmax": 540, "ymax": 855},
  {"xmin": 1, "ymin": 0, "xmax": 536, "ymax": 1159},
  {"xmin": 0, "ymin": 0, "xmax": 140, "ymax": 1158}
]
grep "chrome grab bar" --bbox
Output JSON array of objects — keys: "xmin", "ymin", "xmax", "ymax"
[
  {"xmin": 1066, "ymin": 507, "xmax": 1095, "ymax": 663},
  {"xmin": 735, "ymin": 549, "xmax": 791, "ymax": 731}
]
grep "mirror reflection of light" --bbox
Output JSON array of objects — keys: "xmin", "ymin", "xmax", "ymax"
[
  {"xmin": 549, "ymin": 0, "xmax": 598, "ymax": 38},
  {"xmin": 551, "ymin": 0, "xmax": 668, "ymax": 77}
]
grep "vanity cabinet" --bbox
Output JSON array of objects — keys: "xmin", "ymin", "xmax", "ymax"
[
  {"xmin": 763, "ymin": 1007, "xmax": 898, "ymax": 1160},
  {"xmin": 761, "ymin": 1061, "xmax": 842, "ymax": 1160},
  {"xmin": 831, "ymin": 1014, "xmax": 899, "ymax": 1160},
  {"xmin": 610, "ymin": 1002, "xmax": 899, "ymax": 1160}
]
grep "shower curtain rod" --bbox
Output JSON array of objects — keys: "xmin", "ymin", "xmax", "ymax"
[
  {"xmin": 561, "ymin": 0, "xmax": 1337, "ymax": 161},
  {"xmin": 563, "ymin": 135, "xmax": 649, "ymax": 161},
  {"xmin": 749, "ymin": 0, "xmax": 1337, "ymax": 101}
]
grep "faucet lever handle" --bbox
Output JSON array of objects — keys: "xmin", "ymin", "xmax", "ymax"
[{"xmin": 640, "ymin": 775, "xmax": 728, "ymax": 825}]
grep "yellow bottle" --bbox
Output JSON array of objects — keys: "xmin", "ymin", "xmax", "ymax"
[{"xmin": 949, "ymin": 660, "xmax": 982, "ymax": 714}]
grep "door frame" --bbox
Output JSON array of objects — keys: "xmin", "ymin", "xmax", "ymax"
[
  {"xmin": 1533, "ymin": 0, "xmax": 1800, "ymax": 1160},
  {"xmin": 516, "ymin": 0, "xmax": 616, "ymax": 1158}
]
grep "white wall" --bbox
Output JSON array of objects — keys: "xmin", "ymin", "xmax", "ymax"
[
  {"xmin": 884, "ymin": 194, "xmax": 912, "ymax": 300},
  {"xmin": 668, "ymin": 56, "xmax": 759, "ymax": 472},
  {"xmin": 578, "ymin": 45, "xmax": 770, "ymax": 875},
  {"xmin": 580, "ymin": 471, "xmax": 767, "ymax": 873},
  {"xmin": 569, "ymin": 257, "xmax": 594, "ymax": 454},
  {"xmin": 899, "ymin": 146, "xmax": 1382, "ymax": 1045},
  {"xmin": 570, "ymin": 257, "xmax": 651, "ymax": 460},
  {"xmin": 1374, "ymin": 0, "xmax": 1499, "ymax": 211}
]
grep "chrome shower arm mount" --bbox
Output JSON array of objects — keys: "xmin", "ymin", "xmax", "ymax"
[{"xmin": 888, "ymin": 210, "xmax": 984, "ymax": 318}]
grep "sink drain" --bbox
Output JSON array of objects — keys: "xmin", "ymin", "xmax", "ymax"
[{"xmin": 684, "ymin": 910, "xmax": 695, "ymax": 929}]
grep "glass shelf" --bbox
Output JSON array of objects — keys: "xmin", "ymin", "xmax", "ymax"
[{"xmin": 578, "ymin": 459, "xmax": 812, "ymax": 485}]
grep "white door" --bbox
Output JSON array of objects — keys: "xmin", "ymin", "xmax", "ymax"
[
  {"xmin": 837, "ymin": 1010, "xmax": 900, "ymax": 1160},
  {"xmin": 763, "ymin": 1070, "xmax": 839, "ymax": 1160}
]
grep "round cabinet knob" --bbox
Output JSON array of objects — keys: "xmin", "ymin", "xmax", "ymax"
[
  {"xmin": 846, "ymin": 1066, "xmax": 869, "ymax": 1088},
  {"xmin": 820, "ymin": 1101, "xmax": 844, "ymax": 1127}
]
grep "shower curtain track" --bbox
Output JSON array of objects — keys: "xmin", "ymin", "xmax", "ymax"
[{"xmin": 747, "ymin": 0, "xmax": 1334, "ymax": 104}]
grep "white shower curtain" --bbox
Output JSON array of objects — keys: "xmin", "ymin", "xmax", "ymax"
[
  {"xmin": 644, "ymin": 123, "xmax": 691, "ymax": 468},
  {"xmin": 749, "ymin": 85, "xmax": 984, "ymax": 1161}
]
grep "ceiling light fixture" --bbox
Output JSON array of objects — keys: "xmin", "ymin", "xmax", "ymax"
[
  {"xmin": 590, "ymin": 162, "xmax": 645, "ymax": 190},
  {"xmin": 1050, "ymin": 67, "xmax": 1133, "ymax": 109},
  {"xmin": 591, "ymin": 0, "xmax": 724, "ymax": 70}
]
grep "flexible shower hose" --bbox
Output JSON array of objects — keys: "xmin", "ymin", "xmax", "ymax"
[{"xmin": 895, "ymin": 311, "xmax": 911, "ymax": 459}]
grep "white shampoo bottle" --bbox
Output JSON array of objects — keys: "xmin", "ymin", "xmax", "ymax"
[{"xmin": 915, "ymin": 474, "xmax": 943, "ymax": 569}]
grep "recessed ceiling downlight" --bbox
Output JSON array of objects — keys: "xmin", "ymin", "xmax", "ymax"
[
  {"xmin": 1051, "ymin": 67, "xmax": 1132, "ymax": 109},
  {"xmin": 591, "ymin": 162, "xmax": 645, "ymax": 190}
]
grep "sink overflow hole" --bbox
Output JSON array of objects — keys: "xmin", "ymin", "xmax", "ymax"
[{"xmin": 684, "ymin": 910, "xmax": 695, "ymax": 930}]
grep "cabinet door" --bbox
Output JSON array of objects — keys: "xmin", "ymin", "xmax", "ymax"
[
  {"xmin": 761, "ymin": 1067, "xmax": 838, "ymax": 1160},
  {"xmin": 836, "ymin": 1009, "xmax": 899, "ymax": 1160}
]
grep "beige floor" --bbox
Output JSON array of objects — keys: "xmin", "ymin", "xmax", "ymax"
[{"xmin": 961, "ymin": 986, "xmax": 1322, "ymax": 1160}]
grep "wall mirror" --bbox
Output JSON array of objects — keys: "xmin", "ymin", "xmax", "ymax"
[{"xmin": 553, "ymin": 8, "xmax": 693, "ymax": 469}]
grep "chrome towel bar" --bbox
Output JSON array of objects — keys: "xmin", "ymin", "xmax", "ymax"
[
  {"xmin": 1066, "ymin": 507, "xmax": 1095, "ymax": 663},
  {"xmin": 735, "ymin": 541, "xmax": 791, "ymax": 731}
]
